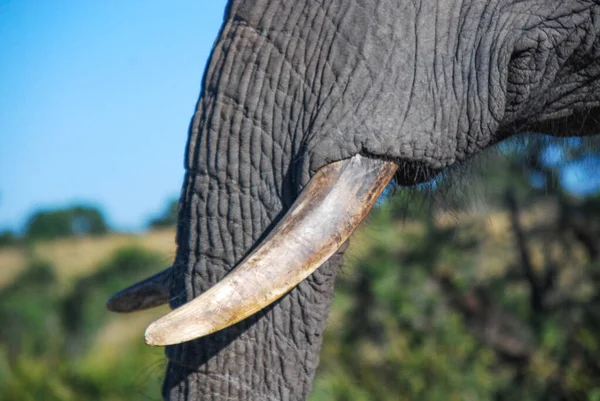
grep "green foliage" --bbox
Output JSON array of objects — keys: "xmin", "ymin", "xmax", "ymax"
[
  {"xmin": 61, "ymin": 247, "xmax": 165, "ymax": 354},
  {"xmin": 0, "ymin": 340, "xmax": 164, "ymax": 401},
  {"xmin": 313, "ymin": 195, "xmax": 600, "ymax": 399},
  {"xmin": 0, "ymin": 246, "xmax": 165, "ymax": 400},
  {"xmin": 0, "ymin": 230, "xmax": 19, "ymax": 248},
  {"xmin": 312, "ymin": 209, "xmax": 509, "ymax": 401},
  {"xmin": 311, "ymin": 137, "xmax": 600, "ymax": 400},
  {"xmin": 148, "ymin": 198, "xmax": 178, "ymax": 229},
  {"xmin": 25, "ymin": 205, "xmax": 109, "ymax": 240},
  {"xmin": 0, "ymin": 259, "xmax": 60, "ymax": 358}
]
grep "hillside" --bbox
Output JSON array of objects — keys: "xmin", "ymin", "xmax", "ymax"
[
  {"xmin": 0, "ymin": 198, "xmax": 599, "ymax": 400},
  {"xmin": 0, "ymin": 229, "xmax": 176, "ymax": 290}
]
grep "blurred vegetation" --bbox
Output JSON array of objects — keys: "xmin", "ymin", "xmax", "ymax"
[
  {"xmin": 311, "ymin": 137, "xmax": 600, "ymax": 401},
  {"xmin": 147, "ymin": 199, "xmax": 178, "ymax": 229},
  {"xmin": 25, "ymin": 205, "xmax": 109, "ymax": 241},
  {"xmin": 0, "ymin": 245, "xmax": 168, "ymax": 400},
  {"xmin": 0, "ymin": 230, "xmax": 18, "ymax": 248},
  {"xmin": 1, "ymin": 137, "xmax": 600, "ymax": 400}
]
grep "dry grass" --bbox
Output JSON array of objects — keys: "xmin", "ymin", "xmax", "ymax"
[
  {"xmin": 0, "ymin": 228, "xmax": 177, "ymax": 358},
  {"xmin": 86, "ymin": 306, "xmax": 169, "ymax": 364},
  {"xmin": 0, "ymin": 247, "xmax": 28, "ymax": 287},
  {"xmin": 0, "ymin": 228, "xmax": 176, "ymax": 289},
  {"xmin": 0, "ymin": 203, "xmax": 560, "ymax": 291}
]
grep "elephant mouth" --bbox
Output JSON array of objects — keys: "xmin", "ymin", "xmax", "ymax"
[{"xmin": 108, "ymin": 154, "xmax": 397, "ymax": 346}]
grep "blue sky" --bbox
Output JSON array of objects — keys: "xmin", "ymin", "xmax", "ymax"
[{"xmin": 0, "ymin": 1, "xmax": 228, "ymax": 232}]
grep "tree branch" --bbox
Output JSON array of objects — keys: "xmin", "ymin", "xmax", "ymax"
[
  {"xmin": 436, "ymin": 273, "xmax": 532, "ymax": 364},
  {"xmin": 505, "ymin": 190, "xmax": 545, "ymax": 319}
]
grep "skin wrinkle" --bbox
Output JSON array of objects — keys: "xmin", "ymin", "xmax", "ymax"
[
  {"xmin": 189, "ymin": 22, "xmax": 233, "ymax": 170},
  {"xmin": 307, "ymin": 2, "xmax": 334, "ymax": 117},
  {"xmin": 398, "ymin": 1, "xmax": 418, "ymax": 146},
  {"xmin": 196, "ymin": 59, "xmax": 235, "ymax": 292},
  {"xmin": 297, "ymin": 3, "xmax": 320, "ymax": 141},
  {"xmin": 228, "ymin": 12, "xmax": 316, "ymax": 189},
  {"xmin": 355, "ymin": 24, "xmax": 401, "ymax": 134},
  {"xmin": 317, "ymin": 2, "xmax": 407, "ymax": 134},
  {"xmin": 302, "ymin": 5, "xmax": 344, "ymax": 150},
  {"xmin": 282, "ymin": 22, "xmax": 310, "ymax": 185},
  {"xmin": 489, "ymin": 16, "xmax": 514, "ymax": 123},
  {"xmin": 233, "ymin": 4, "xmax": 334, "ymax": 115},
  {"xmin": 431, "ymin": 3, "xmax": 444, "ymax": 150},
  {"xmin": 453, "ymin": 3, "xmax": 472, "ymax": 160},
  {"xmin": 306, "ymin": 5, "xmax": 404, "ymax": 162},
  {"xmin": 312, "ymin": 5, "xmax": 351, "ymax": 132},
  {"xmin": 160, "ymin": 1, "xmax": 600, "ymax": 400},
  {"xmin": 264, "ymin": 9, "xmax": 324, "ymax": 198},
  {"xmin": 314, "ymin": 0, "xmax": 460, "ymax": 167},
  {"xmin": 232, "ymin": 24, "xmax": 319, "ymax": 106},
  {"xmin": 264, "ymin": 15, "xmax": 296, "ymax": 199},
  {"xmin": 504, "ymin": 6, "xmax": 600, "ymax": 127},
  {"xmin": 211, "ymin": 94, "xmax": 285, "ymax": 184}
]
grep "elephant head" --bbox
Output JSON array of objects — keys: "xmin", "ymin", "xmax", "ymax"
[{"xmin": 108, "ymin": 1, "xmax": 600, "ymax": 399}]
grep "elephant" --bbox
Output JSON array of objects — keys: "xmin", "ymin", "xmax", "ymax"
[{"xmin": 107, "ymin": 0, "xmax": 600, "ymax": 400}]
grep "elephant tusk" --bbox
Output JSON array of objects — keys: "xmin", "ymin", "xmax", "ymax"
[
  {"xmin": 144, "ymin": 154, "xmax": 397, "ymax": 346},
  {"xmin": 106, "ymin": 267, "xmax": 172, "ymax": 313}
]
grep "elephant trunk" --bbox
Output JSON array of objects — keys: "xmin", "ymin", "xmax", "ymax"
[{"xmin": 162, "ymin": 5, "xmax": 342, "ymax": 400}]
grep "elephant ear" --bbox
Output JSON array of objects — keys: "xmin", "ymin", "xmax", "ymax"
[{"xmin": 106, "ymin": 267, "xmax": 171, "ymax": 313}]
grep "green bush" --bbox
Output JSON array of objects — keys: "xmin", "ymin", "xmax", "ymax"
[
  {"xmin": 0, "ymin": 246, "xmax": 166, "ymax": 400},
  {"xmin": 0, "ymin": 259, "xmax": 60, "ymax": 358},
  {"xmin": 0, "ymin": 230, "xmax": 19, "ymax": 248},
  {"xmin": 148, "ymin": 198, "xmax": 178, "ymax": 229},
  {"xmin": 61, "ymin": 246, "xmax": 165, "ymax": 354},
  {"xmin": 25, "ymin": 205, "xmax": 109, "ymax": 241}
]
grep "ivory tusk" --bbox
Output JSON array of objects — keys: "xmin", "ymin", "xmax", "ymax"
[
  {"xmin": 107, "ymin": 267, "xmax": 172, "ymax": 313},
  {"xmin": 144, "ymin": 154, "xmax": 397, "ymax": 346}
]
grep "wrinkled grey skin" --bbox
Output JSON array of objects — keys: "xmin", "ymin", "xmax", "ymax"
[{"xmin": 162, "ymin": 1, "xmax": 600, "ymax": 400}]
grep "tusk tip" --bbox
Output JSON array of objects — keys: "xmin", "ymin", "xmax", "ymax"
[
  {"xmin": 144, "ymin": 324, "xmax": 165, "ymax": 346},
  {"xmin": 144, "ymin": 312, "xmax": 215, "ymax": 346},
  {"xmin": 144, "ymin": 319, "xmax": 184, "ymax": 346}
]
